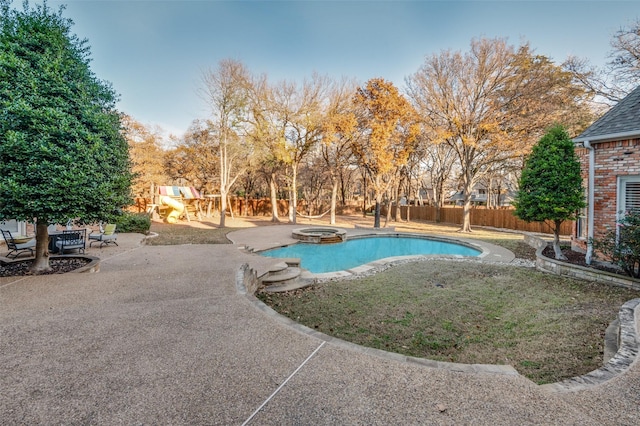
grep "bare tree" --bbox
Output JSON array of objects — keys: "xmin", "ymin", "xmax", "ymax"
[
  {"xmin": 200, "ymin": 59, "xmax": 253, "ymax": 227},
  {"xmin": 274, "ymin": 74, "xmax": 330, "ymax": 224},
  {"xmin": 321, "ymin": 77, "xmax": 358, "ymax": 224},
  {"xmin": 164, "ymin": 120, "xmax": 218, "ymax": 191},
  {"xmin": 564, "ymin": 19, "xmax": 640, "ymax": 108},
  {"xmin": 407, "ymin": 38, "xmax": 592, "ymax": 232},
  {"xmin": 245, "ymin": 73, "xmax": 290, "ymax": 222},
  {"xmin": 608, "ymin": 18, "xmax": 640, "ymax": 96},
  {"xmin": 122, "ymin": 115, "xmax": 169, "ymax": 199},
  {"xmin": 422, "ymin": 141, "xmax": 457, "ymax": 222}
]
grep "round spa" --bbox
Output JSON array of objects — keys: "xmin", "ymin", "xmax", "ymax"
[{"xmin": 291, "ymin": 227, "xmax": 347, "ymax": 244}]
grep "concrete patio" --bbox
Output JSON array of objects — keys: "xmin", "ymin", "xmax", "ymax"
[{"xmin": 1, "ymin": 224, "xmax": 639, "ymax": 425}]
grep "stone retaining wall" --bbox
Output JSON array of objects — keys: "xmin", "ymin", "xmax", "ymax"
[
  {"xmin": 526, "ymin": 233, "xmax": 640, "ymax": 291},
  {"xmin": 542, "ymin": 298, "xmax": 640, "ymax": 392}
]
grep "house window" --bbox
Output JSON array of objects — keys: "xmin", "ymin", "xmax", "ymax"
[
  {"xmin": 0, "ymin": 220, "xmax": 26, "ymax": 235},
  {"xmin": 624, "ymin": 181, "xmax": 640, "ymax": 211},
  {"xmin": 618, "ymin": 175, "xmax": 640, "ymax": 219}
]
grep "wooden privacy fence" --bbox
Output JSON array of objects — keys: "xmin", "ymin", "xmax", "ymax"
[
  {"xmin": 386, "ymin": 205, "xmax": 573, "ymax": 236},
  {"xmin": 134, "ymin": 197, "xmax": 359, "ymax": 218},
  {"xmin": 133, "ymin": 197, "xmax": 572, "ymax": 236}
]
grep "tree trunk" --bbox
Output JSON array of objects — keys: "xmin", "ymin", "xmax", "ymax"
[
  {"xmin": 290, "ymin": 164, "xmax": 298, "ymax": 225},
  {"xmin": 219, "ymin": 136, "xmax": 227, "ymax": 227},
  {"xmin": 384, "ymin": 190, "xmax": 392, "ymax": 228},
  {"xmin": 406, "ymin": 179, "xmax": 413, "ymax": 222},
  {"xmin": 330, "ymin": 177, "xmax": 337, "ymax": 225},
  {"xmin": 340, "ymin": 172, "xmax": 347, "ymax": 205},
  {"xmin": 552, "ymin": 220, "xmax": 567, "ymax": 260},
  {"xmin": 460, "ymin": 174, "xmax": 473, "ymax": 232},
  {"xmin": 29, "ymin": 221, "xmax": 52, "ymax": 274},
  {"xmin": 269, "ymin": 173, "xmax": 279, "ymax": 222},
  {"xmin": 219, "ymin": 188, "xmax": 227, "ymax": 227},
  {"xmin": 393, "ymin": 184, "xmax": 400, "ymax": 222},
  {"xmin": 460, "ymin": 194, "xmax": 473, "ymax": 232},
  {"xmin": 373, "ymin": 189, "xmax": 382, "ymax": 228},
  {"xmin": 487, "ymin": 178, "xmax": 493, "ymax": 209},
  {"xmin": 434, "ymin": 181, "xmax": 442, "ymax": 223}
]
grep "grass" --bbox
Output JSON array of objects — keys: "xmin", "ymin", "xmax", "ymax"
[{"xmin": 259, "ymin": 259, "xmax": 638, "ymax": 384}]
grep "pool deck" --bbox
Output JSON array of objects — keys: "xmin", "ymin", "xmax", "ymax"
[{"xmin": 1, "ymin": 224, "xmax": 639, "ymax": 425}]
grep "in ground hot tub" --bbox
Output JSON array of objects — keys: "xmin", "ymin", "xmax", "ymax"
[{"xmin": 292, "ymin": 227, "xmax": 347, "ymax": 244}]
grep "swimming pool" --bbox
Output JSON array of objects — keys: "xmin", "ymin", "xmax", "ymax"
[{"xmin": 260, "ymin": 235, "xmax": 481, "ymax": 273}]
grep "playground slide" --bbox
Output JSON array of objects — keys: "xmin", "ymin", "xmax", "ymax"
[{"xmin": 159, "ymin": 195, "xmax": 185, "ymax": 223}]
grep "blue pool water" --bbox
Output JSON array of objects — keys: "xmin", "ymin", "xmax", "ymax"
[{"xmin": 261, "ymin": 236, "xmax": 481, "ymax": 273}]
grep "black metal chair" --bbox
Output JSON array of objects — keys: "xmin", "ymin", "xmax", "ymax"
[
  {"xmin": 1, "ymin": 229, "xmax": 36, "ymax": 259},
  {"xmin": 55, "ymin": 229, "xmax": 86, "ymax": 254}
]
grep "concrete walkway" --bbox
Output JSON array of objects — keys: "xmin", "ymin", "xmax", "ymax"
[{"xmin": 1, "ymin": 226, "xmax": 639, "ymax": 425}]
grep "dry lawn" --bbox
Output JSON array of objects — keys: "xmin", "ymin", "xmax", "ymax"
[
  {"xmin": 147, "ymin": 220, "xmax": 238, "ymax": 245},
  {"xmin": 260, "ymin": 260, "xmax": 637, "ymax": 384}
]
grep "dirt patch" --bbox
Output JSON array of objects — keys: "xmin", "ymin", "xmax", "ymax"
[{"xmin": 147, "ymin": 221, "xmax": 237, "ymax": 245}]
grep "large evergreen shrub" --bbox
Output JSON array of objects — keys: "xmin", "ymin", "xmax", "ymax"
[
  {"xmin": 513, "ymin": 125, "xmax": 586, "ymax": 260},
  {"xmin": 115, "ymin": 212, "xmax": 151, "ymax": 234}
]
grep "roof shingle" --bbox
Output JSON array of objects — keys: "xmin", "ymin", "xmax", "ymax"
[{"xmin": 574, "ymin": 85, "xmax": 640, "ymax": 142}]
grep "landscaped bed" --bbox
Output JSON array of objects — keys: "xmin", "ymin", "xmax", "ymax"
[
  {"xmin": 258, "ymin": 259, "xmax": 638, "ymax": 384},
  {"xmin": 542, "ymin": 245, "xmax": 622, "ymax": 275},
  {"xmin": 0, "ymin": 257, "xmax": 92, "ymax": 276}
]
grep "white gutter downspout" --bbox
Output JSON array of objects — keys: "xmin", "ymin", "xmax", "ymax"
[{"xmin": 584, "ymin": 140, "xmax": 595, "ymax": 264}]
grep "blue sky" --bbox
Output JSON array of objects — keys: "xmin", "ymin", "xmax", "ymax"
[{"xmin": 27, "ymin": 0, "xmax": 640, "ymax": 138}]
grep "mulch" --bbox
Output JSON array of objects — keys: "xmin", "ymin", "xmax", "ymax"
[
  {"xmin": 0, "ymin": 257, "xmax": 91, "ymax": 277},
  {"xmin": 542, "ymin": 246, "xmax": 622, "ymax": 275}
]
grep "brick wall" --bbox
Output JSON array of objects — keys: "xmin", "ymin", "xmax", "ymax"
[{"xmin": 574, "ymin": 138, "xmax": 640, "ymax": 250}]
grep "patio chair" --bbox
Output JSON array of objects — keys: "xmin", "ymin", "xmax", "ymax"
[
  {"xmin": 55, "ymin": 229, "xmax": 86, "ymax": 254},
  {"xmin": 1, "ymin": 229, "xmax": 36, "ymax": 259},
  {"xmin": 89, "ymin": 223, "xmax": 118, "ymax": 248}
]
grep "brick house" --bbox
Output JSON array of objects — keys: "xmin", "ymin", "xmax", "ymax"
[{"xmin": 572, "ymin": 86, "xmax": 640, "ymax": 262}]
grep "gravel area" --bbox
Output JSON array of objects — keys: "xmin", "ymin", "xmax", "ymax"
[{"xmin": 2, "ymin": 224, "xmax": 639, "ymax": 424}]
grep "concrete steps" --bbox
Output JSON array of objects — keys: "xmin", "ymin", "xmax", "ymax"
[
  {"xmin": 260, "ymin": 258, "xmax": 314, "ymax": 292},
  {"xmin": 261, "ymin": 266, "xmax": 302, "ymax": 284}
]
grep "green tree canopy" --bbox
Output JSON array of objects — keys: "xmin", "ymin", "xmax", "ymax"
[
  {"xmin": 513, "ymin": 125, "xmax": 585, "ymax": 259},
  {"xmin": 0, "ymin": 1, "xmax": 133, "ymax": 272}
]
